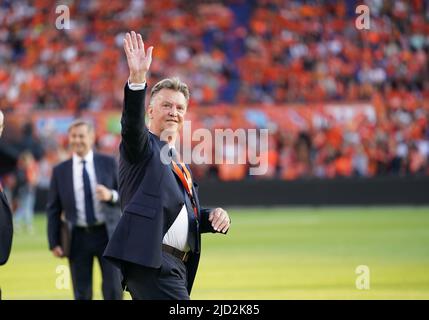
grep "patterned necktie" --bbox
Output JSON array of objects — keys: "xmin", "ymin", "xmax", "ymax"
[
  {"xmin": 82, "ymin": 160, "xmax": 96, "ymax": 225},
  {"xmin": 169, "ymin": 148, "xmax": 198, "ymax": 218}
]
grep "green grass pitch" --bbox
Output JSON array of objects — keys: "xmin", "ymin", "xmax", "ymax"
[{"xmin": 1, "ymin": 207, "xmax": 428, "ymax": 299}]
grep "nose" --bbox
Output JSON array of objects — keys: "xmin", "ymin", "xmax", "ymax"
[{"xmin": 169, "ymin": 106, "xmax": 179, "ymax": 116}]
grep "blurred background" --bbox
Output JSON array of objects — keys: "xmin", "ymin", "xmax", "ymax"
[{"xmin": 0, "ymin": 0, "xmax": 429, "ymax": 299}]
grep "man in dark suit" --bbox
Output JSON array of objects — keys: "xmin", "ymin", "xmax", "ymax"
[
  {"xmin": 104, "ymin": 31, "xmax": 231, "ymax": 299},
  {"xmin": 0, "ymin": 110, "xmax": 13, "ymax": 266},
  {"xmin": 47, "ymin": 119, "xmax": 122, "ymax": 300}
]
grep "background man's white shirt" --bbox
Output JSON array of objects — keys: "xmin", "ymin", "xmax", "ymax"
[{"xmin": 72, "ymin": 150, "xmax": 105, "ymax": 226}]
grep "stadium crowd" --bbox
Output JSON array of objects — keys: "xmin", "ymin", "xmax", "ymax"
[{"xmin": 0, "ymin": 0, "xmax": 428, "ymax": 183}]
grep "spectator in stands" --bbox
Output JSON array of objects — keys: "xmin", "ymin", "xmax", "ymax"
[{"xmin": 1, "ymin": 0, "xmax": 428, "ymax": 181}]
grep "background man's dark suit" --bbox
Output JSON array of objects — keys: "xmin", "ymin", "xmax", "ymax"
[
  {"xmin": 0, "ymin": 188, "xmax": 13, "ymax": 265},
  {"xmin": 47, "ymin": 153, "xmax": 122, "ymax": 299},
  {"xmin": 104, "ymin": 84, "xmax": 219, "ymax": 295}
]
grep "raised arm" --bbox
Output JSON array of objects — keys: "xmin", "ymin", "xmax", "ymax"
[{"xmin": 120, "ymin": 31, "xmax": 154, "ymax": 163}]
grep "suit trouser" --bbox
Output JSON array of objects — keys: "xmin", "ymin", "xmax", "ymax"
[
  {"xmin": 68, "ymin": 225, "xmax": 123, "ymax": 300},
  {"xmin": 123, "ymin": 251, "xmax": 190, "ymax": 300}
]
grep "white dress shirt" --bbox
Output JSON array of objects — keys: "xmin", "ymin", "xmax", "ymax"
[
  {"xmin": 72, "ymin": 150, "xmax": 105, "ymax": 227},
  {"xmin": 163, "ymin": 203, "xmax": 190, "ymax": 252}
]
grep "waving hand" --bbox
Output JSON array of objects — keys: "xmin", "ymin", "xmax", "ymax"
[{"xmin": 124, "ymin": 31, "xmax": 154, "ymax": 84}]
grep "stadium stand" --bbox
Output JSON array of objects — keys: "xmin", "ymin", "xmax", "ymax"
[{"xmin": 0, "ymin": 0, "xmax": 428, "ymax": 182}]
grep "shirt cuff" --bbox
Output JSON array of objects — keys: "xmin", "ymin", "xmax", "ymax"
[
  {"xmin": 111, "ymin": 190, "xmax": 119, "ymax": 203},
  {"xmin": 127, "ymin": 79, "xmax": 146, "ymax": 91}
]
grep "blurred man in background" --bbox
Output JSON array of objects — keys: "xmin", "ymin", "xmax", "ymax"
[
  {"xmin": 0, "ymin": 110, "xmax": 13, "ymax": 266},
  {"xmin": 47, "ymin": 120, "xmax": 122, "ymax": 300}
]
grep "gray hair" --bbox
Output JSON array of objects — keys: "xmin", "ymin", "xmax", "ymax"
[
  {"xmin": 150, "ymin": 77, "xmax": 190, "ymax": 103},
  {"xmin": 68, "ymin": 119, "xmax": 94, "ymax": 133}
]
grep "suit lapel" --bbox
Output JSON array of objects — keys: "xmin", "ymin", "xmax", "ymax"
[
  {"xmin": 192, "ymin": 183, "xmax": 200, "ymax": 216},
  {"xmin": 64, "ymin": 159, "xmax": 76, "ymax": 217},
  {"xmin": 171, "ymin": 163, "xmax": 201, "ymax": 219},
  {"xmin": 93, "ymin": 153, "xmax": 109, "ymax": 216},
  {"xmin": 93, "ymin": 153, "xmax": 103, "ymax": 185}
]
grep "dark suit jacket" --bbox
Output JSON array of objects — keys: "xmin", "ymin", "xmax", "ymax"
[
  {"xmin": 103, "ymin": 84, "xmax": 219, "ymax": 293},
  {"xmin": 0, "ymin": 190, "xmax": 13, "ymax": 265},
  {"xmin": 47, "ymin": 153, "xmax": 121, "ymax": 251}
]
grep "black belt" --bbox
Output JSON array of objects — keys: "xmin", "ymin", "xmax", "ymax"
[
  {"xmin": 162, "ymin": 244, "xmax": 189, "ymax": 262},
  {"xmin": 75, "ymin": 224, "xmax": 105, "ymax": 232}
]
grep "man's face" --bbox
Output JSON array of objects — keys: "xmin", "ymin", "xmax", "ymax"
[
  {"xmin": 68, "ymin": 124, "xmax": 94, "ymax": 157},
  {"xmin": 0, "ymin": 112, "xmax": 4, "ymax": 138},
  {"xmin": 148, "ymin": 89, "xmax": 187, "ymax": 140}
]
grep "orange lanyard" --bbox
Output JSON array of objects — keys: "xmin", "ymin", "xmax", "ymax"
[{"xmin": 171, "ymin": 161, "xmax": 198, "ymax": 218}]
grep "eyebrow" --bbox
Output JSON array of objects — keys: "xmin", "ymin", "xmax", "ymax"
[{"xmin": 161, "ymin": 101, "xmax": 186, "ymax": 109}]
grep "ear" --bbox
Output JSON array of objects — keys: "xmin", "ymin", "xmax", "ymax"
[
  {"xmin": 89, "ymin": 131, "xmax": 96, "ymax": 144},
  {"xmin": 147, "ymin": 104, "xmax": 154, "ymax": 119}
]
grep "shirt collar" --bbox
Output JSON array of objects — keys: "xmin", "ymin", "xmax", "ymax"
[{"xmin": 73, "ymin": 150, "xmax": 94, "ymax": 165}]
